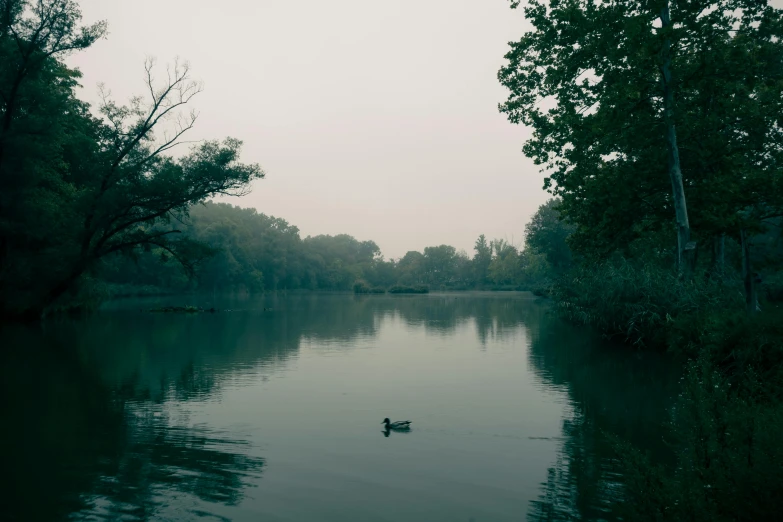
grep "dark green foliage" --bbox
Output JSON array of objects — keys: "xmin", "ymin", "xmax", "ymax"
[
  {"xmin": 669, "ymin": 310, "xmax": 783, "ymax": 397},
  {"xmin": 499, "ymin": 0, "xmax": 783, "ymax": 260},
  {"xmin": 388, "ymin": 285, "xmax": 429, "ymax": 294},
  {"xmin": 762, "ymin": 271, "xmax": 783, "ymax": 303},
  {"xmin": 102, "ymin": 202, "xmax": 388, "ymax": 293},
  {"xmin": 531, "ymin": 287, "xmax": 549, "ymax": 298},
  {"xmin": 0, "ymin": 1, "xmax": 262, "ymax": 318},
  {"xmin": 616, "ymin": 355, "xmax": 783, "ymax": 522},
  {"xmin": 524, "ymin": 199, "xmax": 575, "ymax": 273},
  {"xmin": 353, "ymin": 281, "xmax": 385, "ymax": 294},
  {"xmin": 549, "ymin": 256, "xmax": 783, "ymax": 520},
  {"xmin": 422, "ymin": 245, "xmax": 458, "ymax": 284},
  {"xmin": 148, "ymin": 306, "xmax": 204, "ymax": 313},
  {"xmin": 553, "ymin": 258, "xmax": 742, "ymax": 349},
  {"xmin": 101, "ymin": 200, "xmax": 566, "ymax": 296},
  {"xmin": 473, "ymin": 235, "xmax": 492, "ymax": 284},
  {"xmin": 102, "ymin": 283, "xmax": 180, "ymax": 298},
  {"xmin": 498, "ymin": 0, "xmax": 783, "ymax": 519}
]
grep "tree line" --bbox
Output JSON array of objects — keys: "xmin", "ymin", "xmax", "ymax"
[{"xmin": 99, "ymin": 199, "xmax": 573, "ymax": 296}]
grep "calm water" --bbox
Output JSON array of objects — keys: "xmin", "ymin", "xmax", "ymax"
[{"xmin": 0, "ymin": 293, "xmax": 676, "ymax": 522}]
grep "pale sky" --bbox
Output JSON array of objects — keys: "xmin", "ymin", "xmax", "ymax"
[{"xmin": 68, "ymin": 0, "xmax": 543, "ymax": 259}]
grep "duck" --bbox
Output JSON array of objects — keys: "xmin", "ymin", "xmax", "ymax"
[{"xmin": 382, "ymin": 418, "xmax": 412, "ymax": 430}]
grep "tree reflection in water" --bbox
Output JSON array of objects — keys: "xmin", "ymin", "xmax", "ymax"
[
  {"xmin": 1, "ymin": 293, "xmax": 676, "ymax": 521},
  {"xmin": 0, "ymin": 322, "xmax": 266, "ymax": 522},
  {"xmin": 525, "ymin": 307, "xmax": 677, "ymax": 521},
  {"xmin": 78, "ymin": 408, "xmax": 264, "ymax": 520}
]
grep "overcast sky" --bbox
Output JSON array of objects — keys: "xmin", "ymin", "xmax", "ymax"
[{"xmin": 68, "ymin": 0, "xmax": 542, "ymax": 259}]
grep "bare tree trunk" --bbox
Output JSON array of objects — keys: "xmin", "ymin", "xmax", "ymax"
[
  {"xmin": 741, "ymin": 229, "xmax": 758, "ymax": 314},
  {"xmin": 660, "ymin": 1, "xmax": 694, "ymax": 274}
]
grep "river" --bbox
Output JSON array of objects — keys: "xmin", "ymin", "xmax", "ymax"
[{"xmin": 0, "ymin": 292, "xmax": 676, "ymax": 521}]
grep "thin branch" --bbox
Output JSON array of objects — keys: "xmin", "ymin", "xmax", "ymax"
[
  {"xmin": 99, "ymin": 230, "xmax": 182, "ymax": 257},
  {"xmin": 97, "ymin": 207, "xmax": 176, "ymax": 250},
  {"xmin": 108, "ymin": 63, "xmax": 202, "ymax": 173},
  {"xmin": 168, "ymin": 210, "xmax": 194, "ymax": 227},
  {"xmin": 134, "ymin": 112, "xmax": 199, "ymax": 166}
]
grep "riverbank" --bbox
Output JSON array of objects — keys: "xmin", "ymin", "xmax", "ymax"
[{"xmin": 549, "ymin": 258, "xmax": 783, "ymax": 521}]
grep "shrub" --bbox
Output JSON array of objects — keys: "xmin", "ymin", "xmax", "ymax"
[
  {"xmin": 669, "ymin": 309, "xmax": 783, "ymax": 397},
  {"xmin": 103, "ymin": 283, "xmax": 178, "ymax": 298},
  {"xmin": 762, "ymin": 271, "xmax": 783, "ymax": 303},
  {"xmin": 353, "ymin": 281, "xmax": 386, "ymax": 294},
  {"xmin": 615, "ymin": 355, "xmax": 783, "ymax": 522},
  {"xmin": 353, "ymin": 281, "xmax": 370, "ymax": 294},
  {"xmin": 388, "ymin": 285, "xmax": 429, "ymax": 294},
  {"xmin": 552, "ymin": 259, "xmax": 783, "ymax": 521},
  {"xmin": 532, "ymin": 286, "xmax": 550, "ymax": 297},
  {"xmin": 552, "ymin": 258, "xmax": 742, "ymax": 349}
]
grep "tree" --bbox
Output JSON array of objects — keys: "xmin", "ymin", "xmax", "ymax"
[
  {"xmin": 524, "ymin": 199, "xmax": 574, "ymax": 273},
  {"xmin": 498, "ymin": 0, "xmax": 781, "ymax": 271},
  {"xmin": 0, "ymin": 0, "xmax": 106, "ymax": 176},
  {"xmin": 0, "ymin": 1, "xmax": 263, "ymax": 318},
  {"xmin": 397, "ymin": 250, "xmax": 425, "ymax": 285},
  {"xmin": 473, "ymin": 234, "xmax": 492, "ymax": 284},
  {"xmin": 1, "ymin": 0, "xmax": 107, "ymax": 315},
  {"xmin": 487, "ymin": 239, "xmax": 522, "ymax": 285},
  {"xmin": 454, "ymin": 249, "xmax": 473, "ymax": 286},
  {"xmin": 423, "ymin": 245, "xmax": 458, "ymax": 285}
]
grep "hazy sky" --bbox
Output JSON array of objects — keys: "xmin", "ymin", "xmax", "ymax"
[{"xmin": 68, "ymin": 0, "xmax": 542, "ymax": 259}]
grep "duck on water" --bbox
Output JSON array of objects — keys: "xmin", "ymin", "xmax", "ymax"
[{"xmin": 382, "ymin": 418, "xmax": 412, "ymax": 431}]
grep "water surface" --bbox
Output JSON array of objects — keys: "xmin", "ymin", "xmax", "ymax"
[{"xmin": 0, "ymin": 293, "xmax": 676, "ymax": 521}]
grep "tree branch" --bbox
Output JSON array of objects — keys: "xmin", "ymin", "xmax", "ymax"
[{"xmin": 98, "ymin": 229, "xmax": 182, "ymax": 258}]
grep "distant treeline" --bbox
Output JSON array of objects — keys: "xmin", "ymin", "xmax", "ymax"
[{"xmin": 99, "ymin": 199, "xmax": 574, "ymax": 296}]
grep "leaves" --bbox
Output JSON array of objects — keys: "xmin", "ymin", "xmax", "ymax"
[
  {"xmin": 499, "ymin": 0, "xmax": 783, "ymax": 256},
  {"xmin": 0, "ymin": 2, "xmax": 261, "ymax": 316}
]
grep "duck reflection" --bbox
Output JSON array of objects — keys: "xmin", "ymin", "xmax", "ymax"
[{"xmin": 381, "ymin": 427, "xmax": 413, "ymax": 438}]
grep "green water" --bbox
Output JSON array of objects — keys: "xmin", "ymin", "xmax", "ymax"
[{"xmin": 0, "ymin": 293, "xmax": 676, "ymax": 521}]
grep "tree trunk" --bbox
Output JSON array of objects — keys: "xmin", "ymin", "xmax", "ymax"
[
  {"xmin": 712, "ymin": 234, "xmax": 725, "ymax": 269},
  {"xmin": 709, "ymin": 233, "xmax": 725, "ymax": 279},
  {"xmin": 660, "ymin": 2, "xmax": 694, "ymax": 274},
  {"xmin": 741, "ymin": 229, "xmax": 758, "ymax": 314},
  {"xmin": 33, "ymin": 258, "xmax": 92, "ymax": 318}
]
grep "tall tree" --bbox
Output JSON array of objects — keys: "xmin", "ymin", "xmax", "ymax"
[
  {"xmin": 423, "ymin": 244, "xmax": 457, "ymax": 285},
  {"xmin": 0, "ymin": 1, "xmax": 263, "ymax": 318},
  {"xmin": 473, "ymin": 234, "xmax": 492, "ymax": 284},
  {"xmin": 488, "ymin": 239, "xmax": 522, "ymax": 285},
  {"xmin": 524, "ymin": 199, "xmax": 574, "ymax": 273},
  {"xmin": 397, "ymin": 250, "xmax": 425, "ymax": 285},
  {"xmin": 498, "ymin": 0, "xmax": 781, "ymax": 270},
  {"xmin": 0, "ymin": 0, "xmax": 106, "ymax": 176}
]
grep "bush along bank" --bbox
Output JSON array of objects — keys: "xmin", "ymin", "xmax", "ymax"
[{"xmin": 552, "ymin": 258, "xmax": 783, "ymax": 521}]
